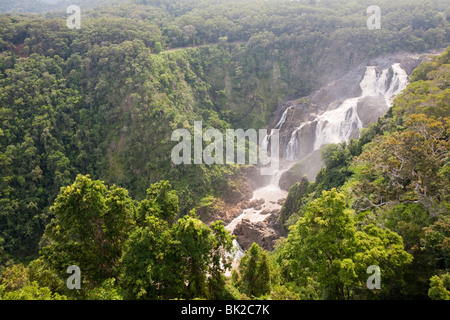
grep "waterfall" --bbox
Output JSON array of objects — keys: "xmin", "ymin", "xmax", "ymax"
[
  {"xmin": 359, "ymin": 65, "xmax": 392, "ymax": 96},
  {"xmin": 274, "ymin": 107, "xmax": 290, "ymax": 130},
  {"xmin": 285, "ymin": 129, "xmax": 299, "ymax": 160},
  {"xmin": 285, "ymin": 122, "xmax": 307, "ymax": 160},
  {"xmin": 284, "ymin": 63, "xmax": 409, "ymax": 159},
  {"xmin": 232, "ymin": 239, "xmax": 245, "ymax": 259},
  {"xmin": 385, "ymin": 63, "xmax": 409, "ymax": 106},
  {"xmin": 313, "ymin": 97, "xmax": 362, "ymax": 150},
  {"xmin": 226, "ymin": 128, "xmax": 290, "ymax": 263},
  {"xmin": 376, "ymin": 69, "xmax": 389, "ymax": 95},
  {"xmin": 260, "ymin": 106, "xmax": 291, "ymax": 153}
]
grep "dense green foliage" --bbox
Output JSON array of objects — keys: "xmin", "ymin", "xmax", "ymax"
[
  {"xmin": 1, "ymin": 175, "xmax": 235, "ymax": 300},
  {"xmin": 275, "ymin": 189, "xmax": 413, "ymax": 299},
  {"xmin": 0, "ymin": 0, "xmax": 449, "ymax": 300}
]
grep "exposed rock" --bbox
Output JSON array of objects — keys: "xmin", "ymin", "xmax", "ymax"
[
  {"xmin": 197, "ymin": 199, "xmax": 243, "ymax": 226},
  {"xmin": 279, "ymin": 149, "xmax": 324, "ymax": 190},
  {"xmin": 240, "ymin": 200, "xmax": 251, "ymax": 209},
  {"xmin": 246, "ymin": 164, "xmax": 272, "ymax": 189},
  {"xmin": 277, "ymin": 198, "xmax": 286, "ymax": 205},
  {"xmin": 279, "ymin": 177, "xmax": 311, "ymax": 231},
  {"xmin": 234, "ymin": 218, "xmax": 279, "ymax": 251},
  {"xmin": 356, "ymin": 95, "xmax": 388, "ymax": 127},
  {"xmin": 250, "ymin": 198, "xmax": 265, "ymax": 207},
  {"xmin": 233, "ymin": 211, "xmax": 287, "ymax": 251},
  {"xmin": 260, "ymin": 209, "xmax": 271, "ymax": 215},
  {"xmin": 222, "ymin": 180, "xmax": 253, "ymax": 206}
]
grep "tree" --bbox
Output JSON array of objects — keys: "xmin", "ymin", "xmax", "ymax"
[
  {"xmin": 233, "ymin": 243, "xmax": 272, "ymax": 298},
  {"xmin": 0, "ymin": 262, "xmax": 66, "ymax": 300},
  {"xmin": 428, "ymin": 273, "xmax": 450, "ymax": 300},
  {"xmin": 40, "ymin": 174, "xmax": 135, "ymax": 288},
  {"xmin": 153, "ymin": 41, "xmax": 162, "ymax": 54},
  {"xmin": 279, "ymin": 176, "xmax": 311, "ymax": 228},
  {"xmin": 136, "ymin": 180, "xmax": 179, "ymax": 225},
  {"xmin": 275, "ymin": 189, "xmax": 412, "ymax": 299},
  {"xmin": 27, "ymin": 259, "xmax": 64, "ymax": 294},
  {"xmin": 0, "ymin": 264, "xmax": 28, "ymax": 292},
  {"xmin": 119, "ymin": 215, "xmax": 174, "ymax": 299},
  {"xmin": 384, "ymin": 203, "xmax": 436, "ymax": 298},
  {"xmin": 207, "ymin": 220, "xmax": 234, "ymax": 300},
  {"xmin": 351, "ymin": 114, "xmax": 449, "ymax": 216},
  {"xmin": 0, "ymin": 237, "xmax": 6, "ymax": 267},
  {"xmin": 0, "ymin": 281, "xmax": 67, "ymax": 300},
  {"xmin": 421, "ymin": 216, "xmax": 450, "ymax": 271},
  {"xmin": 170, "ymin": 213, "xmax": 233, "ymax": 300},
  {"xmin": 87, "ymin": 278, "xmax": 123, "ymax": 300},
  {"xmin": 119, "ymin": 211, "xmax": 233, "ymax": 300}
]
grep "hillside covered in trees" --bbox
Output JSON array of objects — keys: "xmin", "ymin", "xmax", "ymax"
[{"xmin": 0, "ymin": 0, "xmax": 449, "ymax": 301}]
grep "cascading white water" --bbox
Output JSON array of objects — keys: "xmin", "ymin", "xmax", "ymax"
[
  {"xmin": 385, "ymin": 63, "xmax": 409, "ymax": 105},
  {"xmin": 360, "ymin": 66, "xmax": 380, "ymax": 96},
  {"xmin": 274, "ymin": 107, "xmax": 290, "ymax": 130},
  {"xmin": 285, "ymin": 122, "xmax": 307, "ymax": 160},
  {"xmin": 225, "ymin": 156, "xmax": 289, "ymax": 236},
  {"xmin": 260, "ymin": 134, "xmax": 269, "ymax": 152},
  {"xmin": 313, "ymin": 97, "xmax": 362, "ymax": 150},
  {"xmin": 286, "ymin": 63, "xmax": 409, "ymax": 158},
  {"xmin": 260, "ymin": 106, "xmax": 291, "ymax": 153},
  {"xmin": 376, "ymin": 69, "xmax": 389, "ymax": 95}
]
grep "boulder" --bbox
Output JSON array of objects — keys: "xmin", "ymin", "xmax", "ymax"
[
  {"xmin": 233, "ymin": 211, "xmax": 286, "ymax": 251},
  {"xmin": 234, "ymin": 219, "xmax": 280, "ymax": 251}
]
